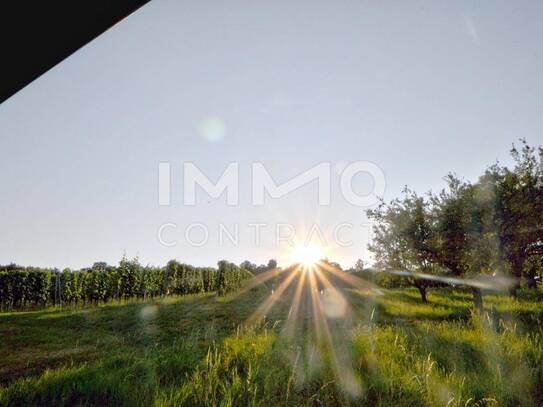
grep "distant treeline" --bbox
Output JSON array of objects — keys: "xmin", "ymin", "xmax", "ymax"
[{"xmin": 0, "ymin": 258, "xmax": 251, "ymax": 310}]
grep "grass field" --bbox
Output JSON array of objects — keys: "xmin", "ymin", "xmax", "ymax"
[{"xmin": 1, "ymin": 285, "xmax": 542, "ymax": 406}]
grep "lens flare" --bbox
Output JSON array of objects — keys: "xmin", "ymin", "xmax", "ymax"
[
  {"xmin": 241, "ymin": 257, "xmax": 516, "ymax": 399},
  {"xmin": 198, "ymin": 117, "xmax": 226, "ymax": 142}
]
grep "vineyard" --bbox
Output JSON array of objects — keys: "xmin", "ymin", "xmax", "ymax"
[{"xmin": 0, "ymin": 258, "xmax": 249, "ymax": 310}]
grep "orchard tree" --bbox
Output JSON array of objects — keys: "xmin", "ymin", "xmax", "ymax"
[
  {"xmin": 475, "ymin": 140, "xmax": 543, "ymax": 295},
  {"xmin": 368, "ymin": 189, "xmax": 438, "ymax": 303},
  {"xmin": 430, "ymin": 175, "xmax": 496, "ymax": 308}
]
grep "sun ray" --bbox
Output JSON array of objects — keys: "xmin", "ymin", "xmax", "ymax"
[
  {"xmin": 312, "ymin": 267, "xmax": 362, "ymax": 396},
  {"xmin": 317, "ymin": 260, "xmax": 378, "ymax": 290},
  {"xmin": 307, "ymin": 265, "xmax": 324, "ymax": 342},
  {"xmin": 246, "ymin": 266, "xmax": 301, "ymax": 326},
  {"xmin": 313, "ymin": 266, "xmax": 350, "ymax": 317},
  {"xmin": 227, "ymin": 266, "xmax": 289, "ymax": 301},
  {"xmin": 283, "ymin": 266, "xmax": 307, "ymax": 339}
]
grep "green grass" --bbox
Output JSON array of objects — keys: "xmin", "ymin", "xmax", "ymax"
[{"xmin": 0, "ymin": 286, "xmax": 542, "ymax": 406}]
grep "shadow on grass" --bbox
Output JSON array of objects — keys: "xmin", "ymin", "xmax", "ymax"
[
  {"xmin": 0, "ymin": 353, "xmax": 158, "ymax": 407},
  {"xmin": 345, "ymin": 289, "xmax": 471, "ymax": 325},
  {"xmin": 0, "ymin": 289, "xmax": 274, "ymax": 388},
  {"xmin": 406, "ymin": 325, "xmax": 489, "ymax": 375}
]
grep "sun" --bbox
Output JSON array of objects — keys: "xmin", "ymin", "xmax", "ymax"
[{"xmin": 291, "ymin": 244, "xmax": 324, "ymax": 267}]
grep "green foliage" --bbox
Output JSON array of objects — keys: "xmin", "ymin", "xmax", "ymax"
[
  {"xmin": 201, "ymin": 267, "xmax": 217, "ymax": 292},
  {"xmin": 368, "ymin": 140, "xmax": 543, "ymax": 298},
  {"xmin": 217, "ymin": 261, "xmax": 251, "ymax": 295},
  {"xmin": 0, "ymin": 257, "xmax": 243, "ymax": 311},
  {"xmin": 0, "ymin": 268, "xmax": 54, "ymax": 309},
  {"xmin": 117, "ymin": 256, "xmax": 141, "ymax": 299},
  {"xmin": 239, "ymin": 259, "xmax": 277, "ymax": 275}
]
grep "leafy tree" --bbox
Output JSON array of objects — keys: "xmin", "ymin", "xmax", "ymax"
[
  {"xmin": 353, "ymin": 259, "xmax": 365, "ymax": 272},
  {"xmin": 488, "ymin": 141, "xmax": 543, "ymax": 294},
  {"xmin": 430, "ymin": 176, "xmax": 493, "ymax": 308},
  {"xmin": 240, "ymin": 260, "xmax": 258, "ymax": 274},
  {"xmin": 368, "ymin": 189, "xmax": 438, "ymax": 302},
  {"xmin": 368, "ymin": 140, "xmax": 543, "ymax": 304}
]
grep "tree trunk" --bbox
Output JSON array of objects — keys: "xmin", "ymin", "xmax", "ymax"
[
  {"xmin": 509, "ymin": 256, "xmax": 525, "ymax": 297},
  {"xmin": 471, "ymin": 287, "xmax": 483, "ymax": 311},
  {"xmin": 416, "ymin": 283, "xmax": 428, "ymax": 303},
  {"xmin": 525, "ymin": 275, "xmax": 537, "ymax": 289}
]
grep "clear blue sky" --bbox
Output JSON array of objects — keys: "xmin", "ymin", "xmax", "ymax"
[{"xmin": 1, "ymin": 0, "xmax": 542, "ymax": 269}]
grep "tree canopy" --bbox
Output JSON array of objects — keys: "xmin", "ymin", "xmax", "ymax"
[{"xmin": 367, "ymin": 140, "xmax": 543, "ymax": 304}]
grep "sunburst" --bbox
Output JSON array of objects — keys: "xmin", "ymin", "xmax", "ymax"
[
  {"xmin": 243, "ymin": 254, "xmax": 376, "ymax": 396},
  {"xmin": 290, "ymin": 243, "xmax": 324, "ymax": 267}
]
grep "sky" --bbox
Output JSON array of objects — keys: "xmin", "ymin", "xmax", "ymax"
[{"xmin": 1, "ymin": 0, "xmax": 542, "ymax": 270}]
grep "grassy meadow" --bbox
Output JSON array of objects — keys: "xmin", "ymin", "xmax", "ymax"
[{"xmin": 1, "ymin": 284, "xmax": 542, "ymax": 406}]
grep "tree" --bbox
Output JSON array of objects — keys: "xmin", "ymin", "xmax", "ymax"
[
  {"xmin": 368, "ymin": 189, "xmax": 438, "ymax": 303},
  {"xmin": 430, "ymin": 175, "xmax": 494, "ymax": 309},
  {"xmin": 477, "ymin": 140, "xmax": 543, "ymax": 295},
  {"xmin": 240, "ymin": 260, "xmax": 258, "ymax": 274},
  {"xmin": 353, "ymin": 259, "xmax": 365, "ymax": 272}
]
